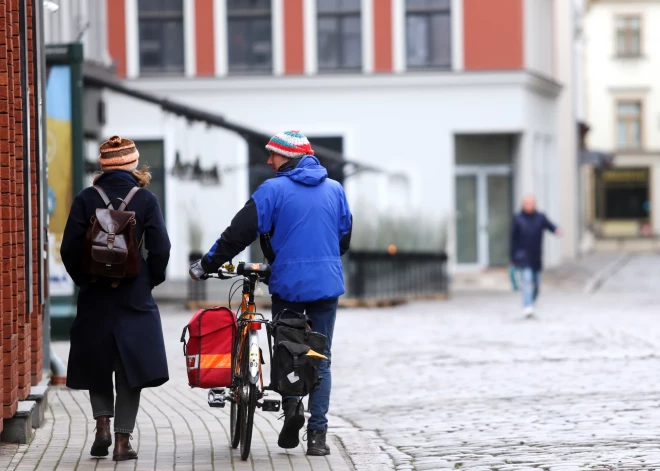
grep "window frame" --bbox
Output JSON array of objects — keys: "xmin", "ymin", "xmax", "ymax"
[
  {"xmin": 316, "ymin": 0, "xmax": 363, "ymax": 72},
  {"xmin": 615, "ymin": 99, "xmax": 643, "ymax": 151},
  {"xmin": 405, "ymin": 0, "xmax": 452, "ymax": 70},
  {"xmin": 226, "ymin": 0, "xmax": 273, "ymax": 75},
  {"xmin": 615, "ymin": 14, "xmax": 642, "ymax": 58},
  {"xmin": 137, "ymin": 0, "xmax": 186, "ymax": 76}
]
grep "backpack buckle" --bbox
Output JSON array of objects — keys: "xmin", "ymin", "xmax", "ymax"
[{"xmin": 107, "ymin": 233, "xmax": 115, "ymax": 249}]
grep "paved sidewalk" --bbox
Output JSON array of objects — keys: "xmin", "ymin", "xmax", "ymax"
[
  {"xmin": 0, "ymin": 386, "xmax": 359, "ymax": 471},
  {"xmin": 0, "ymin": 304, "xmax": 393, "ymax": 471}
]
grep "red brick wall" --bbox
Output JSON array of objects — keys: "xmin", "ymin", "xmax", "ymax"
[{"xmin": 0, "ymin": 0, "xmax": 42, "ymax": 433}]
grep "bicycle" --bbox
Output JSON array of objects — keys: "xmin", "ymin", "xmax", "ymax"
[{"xmin": 204, "ymin": 262, "xmax": 280, "ymax": 461}]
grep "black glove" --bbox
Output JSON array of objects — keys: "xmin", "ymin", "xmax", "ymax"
[{"xmin": 189, "ymin": 259, "xmax": 207, "ymax": 281}]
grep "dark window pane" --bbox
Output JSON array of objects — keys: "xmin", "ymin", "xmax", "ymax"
[
  {"xmin": 318, "ymin": 0, "xmax": 340, "ymax": 12},
  {"xmin": 251, "ymin": 18, "xmax": 273, "ymax": 67},
  {"xmin": 605, "ymin": 187, "xmax": 649, "ymax": 219},
  {"xmin": 139, "ymin": 0, "xmax": 182, "ymax": 12},
  {"xmin": 228, "ymin": 19, "xmax": 250, "ymax": 68},
  {"xmin": 407, "ymin": 0, "xmax": 450, "ymax": 8},
  {"xmin": 228, "ymin": 0, "xmax": 270, "ymax": 10},
  {"xmin": 342, "ymin": 16, "xmax": 362, "ymax": 68},
  {"xmin": 163, "ymin": 21, "xmax": 185, "ymax": 70},
  {"xmin": 318, "ymin": 17, "xmax": 340, "ymax": 69},
  {"xmin": 340, "ymin": 0, "xmax": 361, "ymax": 9},
  {"xmin": 407, "ymin": 0, "xmax": 429, "ymax": 8},
  {"xmin": 406, "ymin": 15, "xmax": 428, "ymax": 66},
  {"xmin": 139, "ymin": 18, "xmax": 184, "ymax": 73},
  {"xmin": 228, "ymin": 18, "xmax": 272, "ymax": 71},
  {"xmin": 429, "ymin": 0, "xmax": 450, "ymax": 8},
  {"xmin": 430, "ymin": 13, "xmax": 451, "ymax": 66}
]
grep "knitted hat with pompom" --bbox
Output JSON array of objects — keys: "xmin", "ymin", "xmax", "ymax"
[
  {"xmin": 265, "ymin": 130, "xmax": 314, "ymax": 159},
  {"xmin": 98, "ymin": 135, "xmax": 139, "ymax": 171}
]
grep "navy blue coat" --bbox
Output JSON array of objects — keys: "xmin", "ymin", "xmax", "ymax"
[
  {"xmin": 510, "ymin": 211, "xmax": 557, "ymax": 272},
  {"xmin": 60, "ymin": 171, "xmax": 171, "ymax": 391}
]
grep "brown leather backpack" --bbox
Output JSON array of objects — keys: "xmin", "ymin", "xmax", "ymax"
[{"xmin": 82, "ymin": 186, "xmax": 142, "ymax": 286}]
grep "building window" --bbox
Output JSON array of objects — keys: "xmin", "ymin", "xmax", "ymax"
[
  {"xmin": 317, "ymin": 0, "xmax": 362, "ymax": 71},
  {"xmin": 138, "ymin": 0, "xmax": 185, "ymax": 75},
  {"xmin": 227, "ymin": 0, "xmax": 272, "ymax": 74},
  {"xmin": 595, "ymin": 168, "xmax": 650, "ymax": 227},
  {"xmin": 616, "ymin": 101, "xmax": 642, "ymax": 150},
  {"xmin": 616, "ymin": 16, "xmax": 641, "ymax": 58},
  {"xmin": 406, "ymin": 0, "xmax": 451, "ymax": 69}
]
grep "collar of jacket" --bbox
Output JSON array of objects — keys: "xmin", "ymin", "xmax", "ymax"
[
  {"xmin": 95, "ymin": 170, "xmax": 139, "ymax": 186},
  {"xmin": 276, "ymin": 159, "xmax": 299, "ymax": 174}
]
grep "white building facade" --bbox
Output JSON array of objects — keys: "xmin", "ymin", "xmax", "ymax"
[{"xmin": 47, "ymin": 0, "xmax": 580, "ymax": 281}]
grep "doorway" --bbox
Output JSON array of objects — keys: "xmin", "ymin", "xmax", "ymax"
[{"xmin": 454, "ymin": 134, "xmax": 515, "ymax": 269}]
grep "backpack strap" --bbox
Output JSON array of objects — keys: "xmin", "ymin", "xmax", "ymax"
[
  {"xmin": 93, "ymin": 186, "xmax": 112, "ymax": 208},
  {"xmin": 118, "ymin": 187, "xmax": 140, "ymax": 211}
]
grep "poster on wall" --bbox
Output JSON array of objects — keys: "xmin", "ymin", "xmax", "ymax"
[{"xmin": 46, "ymin": 65, "xmax": 74, "ymax": 297}]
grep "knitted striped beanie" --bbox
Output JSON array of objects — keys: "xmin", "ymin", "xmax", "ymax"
[
  {"xmin": 265, "ymin": 130, "xmax": 314, "ymax": 159},
  {"xmin": 98, "ymin": 135, "xmax": 139, "ymax": 171}
]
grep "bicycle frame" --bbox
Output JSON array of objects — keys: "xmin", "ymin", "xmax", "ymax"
[{"xmin": 233, "ymin": 275, "xmax": 265, "ymax": 388}]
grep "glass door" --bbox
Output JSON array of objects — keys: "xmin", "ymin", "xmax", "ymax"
[
  {"xmin": 455, "ymin": 175, "xmax": 478, "ymax": 265},
  {"xmin": 456, "ymin": 166, "xmax": 512, "ymax": 268}
]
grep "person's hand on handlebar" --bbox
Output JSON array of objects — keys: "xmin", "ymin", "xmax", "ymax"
[{"xmin": 189, "ymin": 259, "xmax": 207, "ymax": 281}]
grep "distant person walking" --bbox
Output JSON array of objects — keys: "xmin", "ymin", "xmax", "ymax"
[{"xmin": 510, "ymin": 195, "xmax": 562, "ymax": 318}]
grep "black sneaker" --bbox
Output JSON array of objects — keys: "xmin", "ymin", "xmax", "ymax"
[
  {"xmin": 306, "ymin": 429, "xmax": 330, "ymax": 456},
  {"xmin": 278, "ymin": 399, "xmax": 305, "ymax": 449}
]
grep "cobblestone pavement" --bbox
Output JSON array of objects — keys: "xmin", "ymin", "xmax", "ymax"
[
  {"xmin": 3, "ymin": 253, "xmax": 660, "ymax": 471},
  {"xmin": 330, "ymin": 254, "xmax": 660, "ymax": 471}
]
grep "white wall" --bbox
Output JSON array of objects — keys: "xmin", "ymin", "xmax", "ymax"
[
  {"xmin": 554, "ymin": 0, "xmax": 579, "ymax": 259},
  {"xmin": 105, "ymin": 71, "xmax": 561, "ymax": 277},
  {"xmin": 44, "ymin": 0, "xmax": 111, "ymax": 65},
  {"xmin": 525, "ymin": 0, "xmax": 554, "ymax": 79},
  {"xmin": 585, "ymin": 2, "xmax": 660, "ymax": 152}
]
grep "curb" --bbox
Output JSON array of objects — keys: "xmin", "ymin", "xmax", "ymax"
[
  {"xmin": 329, "ymin": 415, "xmax": 396, "ymax": 470},
  {"xmin": 583, "ymin": 253, "xmax": 632, "ymax": 294}
]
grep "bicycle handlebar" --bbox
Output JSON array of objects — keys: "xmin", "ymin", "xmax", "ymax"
[{"xmin": 203, "ymin": 262, "xmax": 271, "ymax": 281}]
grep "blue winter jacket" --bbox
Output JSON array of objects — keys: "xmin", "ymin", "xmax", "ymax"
[{"xmin": 202, "ymin": 156, "xmax": 353, "ymax": 302}]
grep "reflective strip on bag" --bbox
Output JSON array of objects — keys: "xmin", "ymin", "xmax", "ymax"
[{"xmin": 198, "ymin": 353, "xmax": 232, "ymax": 369}]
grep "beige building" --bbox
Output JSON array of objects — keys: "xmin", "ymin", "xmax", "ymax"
[{"xmin": 584, "ymin": 0, "xmax": 660, "ymax": 245}]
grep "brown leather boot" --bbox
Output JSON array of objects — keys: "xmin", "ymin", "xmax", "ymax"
[
  {"xmin": 90, "ymin": 416, "xmax": 112, "ymax": 457},
  {"xmin": 112, "ymin": 433, "xmax": 138, "ymax": 461}
]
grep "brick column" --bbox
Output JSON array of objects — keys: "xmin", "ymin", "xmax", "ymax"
[{"xmin": 1, "ymin": 0, "xmax": 19, "ymax": 423}]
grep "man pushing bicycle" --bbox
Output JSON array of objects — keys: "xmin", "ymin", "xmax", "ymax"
[{"xmin": 189, "ymin": 130, "xmax": 353, "ymax": 456}]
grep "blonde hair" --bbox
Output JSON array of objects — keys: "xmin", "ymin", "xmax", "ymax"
[
  {"xmin": 93, "ymin": 165, "xmax": 152, "ymax": 188},
  {"xmin": 131, "ymin": 165, "xmax": 152, "ymax": 188}
]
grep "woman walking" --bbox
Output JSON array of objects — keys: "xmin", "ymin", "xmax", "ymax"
[{"xmin": 60, "ymin": 136, "xmax": 171, "ymax": 461}]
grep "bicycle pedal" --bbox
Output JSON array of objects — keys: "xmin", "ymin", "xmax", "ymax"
[
  {"xmin": 208, "ymin": 388, "xmax": 226, "ymax": 408},
  {"xmin": 261, "ymin": 399, "xmax": 280, "ymax": 412}
]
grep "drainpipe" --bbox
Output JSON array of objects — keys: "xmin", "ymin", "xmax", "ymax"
[{"xmin": 36, "ymin": 0, "xmax": 67, "ymax": 383}]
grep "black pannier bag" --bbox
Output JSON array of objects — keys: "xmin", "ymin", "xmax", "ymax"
[{"xmin": 267, "ymin": 309, "xmax": 327, "ymax": 397}]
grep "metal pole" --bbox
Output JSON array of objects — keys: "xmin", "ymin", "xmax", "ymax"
[{"xmin": 34, "ymin": 0, "xmax": 54, "ymax": 379}]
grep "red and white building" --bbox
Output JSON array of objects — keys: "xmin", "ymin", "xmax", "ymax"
[{"xmin": 46, "ymin": 0, "xmax": 581, "ymax": 279}]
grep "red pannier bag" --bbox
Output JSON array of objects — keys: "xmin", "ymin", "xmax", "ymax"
[{"xmin": 180, "ymin": 306, "xmax": 237, "ymax": 388}]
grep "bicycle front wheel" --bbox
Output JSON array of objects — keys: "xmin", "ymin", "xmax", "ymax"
[
  {"xmin": 230, "ymin": 399, "xmax": 241, "ymax": 449},
  {"xmin": 239, "ymin": 382, "xmax": 256, "ymax": 460}
]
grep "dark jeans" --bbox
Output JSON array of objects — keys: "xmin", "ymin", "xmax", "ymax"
[
  {"xmin": 89, "ymin": 349, "xmax": 141, "ymax": 434},
  {"xmin": 271, "ymin": 296, "xmax": 338, "ymax": 432}
]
